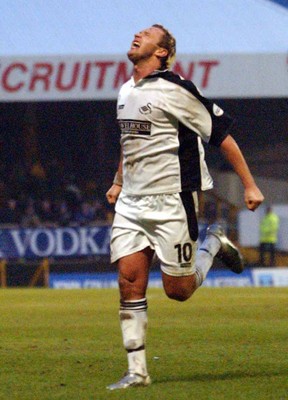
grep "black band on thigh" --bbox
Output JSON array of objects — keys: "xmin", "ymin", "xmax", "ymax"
[{"xmin": 180, "ymin": 191, "xmax": 198, "ymax": 241}]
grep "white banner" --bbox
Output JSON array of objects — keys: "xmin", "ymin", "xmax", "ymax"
[
  {"xmin": 252, "ymin": 268, "xmax": 288, "ymax": 287},
  {"xmin": 0, "ymin": 53, "xmax": 287, "ymax": 101}
]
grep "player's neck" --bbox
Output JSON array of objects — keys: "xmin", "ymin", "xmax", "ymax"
[{"xmin": 132, "ymin": 59, "xmax": 161, "ymax": 82}]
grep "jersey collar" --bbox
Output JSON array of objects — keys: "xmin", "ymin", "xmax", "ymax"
[{"xmin": 131, "ymin": 69, "xmax": 169, "ymax": 86}]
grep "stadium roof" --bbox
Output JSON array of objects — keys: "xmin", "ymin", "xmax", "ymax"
[{"xmin": 1, "ymin": 0, "xmax": 288, "ymax": 56}]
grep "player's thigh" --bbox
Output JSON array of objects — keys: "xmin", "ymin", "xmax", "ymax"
[
  {"xmin": 110, "ymin": 212, "xmax": 151, "ymax": 263},
  {"xmin": 154, "ymin": 192, "xmax": 198, "ymax": 277}
]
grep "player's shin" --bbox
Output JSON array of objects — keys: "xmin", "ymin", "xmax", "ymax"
[
  {"xmin": 194, "ymin": 235, "xmax": 221, "ymax": 286},
  {"xmin": 119, "ymin": 298, "xmax": 148, "ymax": 377}
]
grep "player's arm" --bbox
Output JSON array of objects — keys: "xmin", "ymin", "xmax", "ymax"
[
  {"xmin": 106, "ymin": 149, "xmax": 123, "ymax": 205},
  {"xmin": 220, "ymin": 134, "xmax": 264, "ymax": 211}
]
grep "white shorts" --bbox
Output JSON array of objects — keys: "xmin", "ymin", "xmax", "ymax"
[{"xmin": 110, "ymin": 192, "xmax": 199, "ymax": 277}]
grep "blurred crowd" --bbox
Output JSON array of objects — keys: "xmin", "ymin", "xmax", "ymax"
[{"xmin": 0, "ymin": 158, "xmax": 113, "ymax": 228}]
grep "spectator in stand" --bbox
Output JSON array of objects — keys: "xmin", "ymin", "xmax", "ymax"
[
  {"xmin": 20, "ymin": 200, "xmax": 41, "ymax": 228},
  {"xmin": 83, "ymin": 180, "xmax": 99, "ymax": 200},
  {"xmin": 91, "ymin": 198, "xmax": 107, "ymax": 221},
  {"xmin": 82, "ymin": 180, "xmax": 109, "ymax": 222},
  {"xmin": 63, "ymin": 175, "xmax": 82, "ymax": 216},
  {"xmin": 73, "ymin": 201, "xmax": 95, "ymax": 225},
  {"xmin": 37, "ymin": 198, "xmax": 57, "ymax": 227},
  {"xmin": 0, "ymin": 199, "xmax": 21, "ymax": 225},
  {"xmin": 55, "ymin": 200, "xmax": 72, "ymax": 226}
]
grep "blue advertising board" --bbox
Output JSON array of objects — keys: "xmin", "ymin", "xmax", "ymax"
[
  {"xmin": 0, "ymin": 225, "xmax": 111, "ymax": 259},
  {"xmin": 49, "ymin": 268, "xmax": 288, "ymax": 289}
]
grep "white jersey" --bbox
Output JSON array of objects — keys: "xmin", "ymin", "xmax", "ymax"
[{"xmin": 117, "ymin": 70, "xmax": 234, "ymax": 195}]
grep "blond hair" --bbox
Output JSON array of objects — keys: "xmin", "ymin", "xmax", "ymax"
[{"xmin": 152, "ymin": 24, "xmax": 176, "ymax": 69}]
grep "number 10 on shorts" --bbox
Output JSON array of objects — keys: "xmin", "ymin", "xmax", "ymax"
[{"xmin": 174, "ymin": 242, "xmax": 193, "ymax": 264}]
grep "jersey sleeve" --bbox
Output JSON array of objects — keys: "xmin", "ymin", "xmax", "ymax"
[{"xmin": 159, "ymin": 74, "xmax": 234, "ymax": 147}]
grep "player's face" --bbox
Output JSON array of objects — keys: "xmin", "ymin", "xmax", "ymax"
[{"xmin": 127, "ymin": 26, "xmax": 164, "ymax": 64}]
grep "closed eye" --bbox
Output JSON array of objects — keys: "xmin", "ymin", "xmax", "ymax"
[{"xmin": 141, "ymin": 30, "xmax": 151, "ymax": 37}]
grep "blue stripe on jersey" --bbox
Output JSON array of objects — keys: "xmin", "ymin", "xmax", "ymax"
[
  {"xmin": 178, "ymin": 122, "xmax": 202, "ymax": 191},
  {"xmin": 146, "ymin": 70, "xmax": 234, "ymax": 147},
  {"xmin": 180, "ymin": 191, "xmax": 199, "ymax": 241}
]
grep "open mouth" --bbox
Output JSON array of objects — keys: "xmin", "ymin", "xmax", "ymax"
[{"xmin": 131, "ymin": 41, "xmax": 140, "ymax": 49}]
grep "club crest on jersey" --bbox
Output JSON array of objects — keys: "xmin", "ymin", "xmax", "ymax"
[{"xmin": 139, "ymin": 102, "xmax": 152, "ymax": 115}]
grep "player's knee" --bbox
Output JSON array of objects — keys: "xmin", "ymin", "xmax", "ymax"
[
  {"xmin": 164, "ymin": 287, "xmax": 192, "ymax": 302},
  {"xmin": 118, "ymin": 273, "xmax": 135, "ymax": 290},
  {"xmin": 118, "ymin": 274, "xmax": 146, "ymax": 299},
  {"xmin": 162, "ymin": 275, "xmax": 195, "ymax": 301}
]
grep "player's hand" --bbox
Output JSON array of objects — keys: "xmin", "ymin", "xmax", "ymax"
[
  {"xmin": 244, "ymin": 185, "xmax": 264, "ymax": 211},
  {"xmin": 106, "ymin": 184, "xmax": 122, "ymax": 204}
]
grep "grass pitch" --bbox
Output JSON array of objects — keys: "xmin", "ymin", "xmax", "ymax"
[{"xmin": 0, "ymin": 287, "xmax": 287, "ymax": 400}]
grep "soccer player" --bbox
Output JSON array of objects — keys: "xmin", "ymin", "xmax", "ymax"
[{"xmin": 106, "ymin": 24, "xmax": 264, "ymax": 390}]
